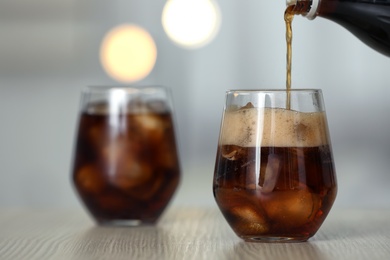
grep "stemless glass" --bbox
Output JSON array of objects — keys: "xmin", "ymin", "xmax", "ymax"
[
  {"xmin": 71, "ymin": 86, "xmax": 180, "ymax": 226},
  {"xmin": 213, "ymin": 89, "xmax": 337, "ymax": 242}
]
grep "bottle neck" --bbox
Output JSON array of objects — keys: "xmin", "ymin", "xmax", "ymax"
[{"xmin": 286, "ymin": 0, "xmax": 320, "ymax": 20}]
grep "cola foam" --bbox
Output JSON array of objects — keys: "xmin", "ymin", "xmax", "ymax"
[{"xmin": 219, "ymin": 107, "xmax": 329, "ymax": 147}]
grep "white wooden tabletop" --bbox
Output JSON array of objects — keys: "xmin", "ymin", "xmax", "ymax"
[{"xmin": 0, "ymin": 207, "xmax": 389, "ymax": 260}]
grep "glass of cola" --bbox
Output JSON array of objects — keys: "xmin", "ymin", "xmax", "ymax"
[
  {"xmin": 71, "ymin": 86, "xmax": 180, "ymax": 226},
  {"xmin": 213, "ymin": 89, "xmax": 337, "ymax": 242}
]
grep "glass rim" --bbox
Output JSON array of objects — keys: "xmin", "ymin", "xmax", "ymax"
[
  {"xmin": 82, "ymin": 85, "xmax": 168, "ymax": 93},
  {"xmin": 226, "ymin": 89, "xmax": 322, "ymax": 94}
]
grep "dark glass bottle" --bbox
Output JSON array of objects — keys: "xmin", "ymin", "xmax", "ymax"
[{"xmin": 287, "ymin": 0, "xmax": 390, "ymax": 57}]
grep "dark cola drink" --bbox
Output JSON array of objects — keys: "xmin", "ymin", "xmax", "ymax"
[
  {"xmin": 72, "ymin": 86, "xmax": 180, "ymax": 226},
  {"xmin": 214, "ymin": 145, "xmax": 337, "ymax": 241},
  {"xmin": 213, "ymin": 94, "xmax": 337, "ymax": 242}
]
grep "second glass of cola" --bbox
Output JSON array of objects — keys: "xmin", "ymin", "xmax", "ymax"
[{"xmin": 72, "ymin": 86, "xmax": 180, "ymax": 226}]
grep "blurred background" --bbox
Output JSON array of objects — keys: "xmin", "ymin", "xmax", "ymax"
[{"xmin": 1, "ymin": 0, "xmax": 390, "ymax": 210}]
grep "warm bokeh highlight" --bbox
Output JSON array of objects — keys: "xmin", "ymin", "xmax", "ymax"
[{"xmin": 100, "ymin": 24, "xmax": 157, "ymax": 82}]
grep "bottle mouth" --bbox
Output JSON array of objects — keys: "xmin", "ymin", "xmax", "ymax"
[
  {"xmin": 285, "ymin": 0, "xmax": 318, "ymax": 20},
  {"xmin": 286, "ymin": 0, "xmax": 297, "ymax": 6}
]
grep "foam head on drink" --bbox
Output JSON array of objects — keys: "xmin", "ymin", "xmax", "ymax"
[{"xmin": 219, "ymin": 104, "xmax": 329, "ymax": 148}]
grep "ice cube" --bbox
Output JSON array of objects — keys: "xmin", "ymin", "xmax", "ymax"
[
  {"xmin": 136, "ymin": 114, "xmax": 162, "ymax": 130},
  {"xmin": 112, "ymin": 159, "xmax": 153, "ymax": 190},
  {"xmin": 146, "ymin": 100, "xmax": 169, "ymax": 113},
  {"xmin": 217, "ymin": 188, "xmax": 265, "ymax": 213},
  {"xmin": 221, "ymin": 145, "xmax": 245, "ymax": 160},
  {"xmin": 86, "ymin": 102, "xmax": 109, "ymax": 115},
  {"xmin": 76, "ymin": 164, "xmax": 106, "ymax": 194},
  {"xmin": 125, "ymin": 169, "xmax": 164, "ymax": 200},
  {"xmin": 261, "ymin": 183, "xmax": 320, "ymax": 228},
  {"xmin": 134, "ymin": 114, "xmax": 165, "ymax": 142},
  {"xmin": 294, "ymin": 123, "xmax": 308, "ymax": 142},
  {"xmin": 231, "ymin": 206, "xmax": 269, "ymax": 235},
  {"xmin": 259, "ymin": 154, "xmax": 281, "ymax": 193},
  {"xmin": 240, "ymin": 102, "xmax": 255, "ymax": 109},
  {"xmin": 110, "ymin": 156, "xmax": 166, "ymax": 201},
  {"xmin": 215, "ymin": 189, "xmax": 269, "ymax": 234},
  {"xmin": 126, "ymin": 99, "xmax": 150, "ymax": 114},
  {"xmin": 241, "ymin": 160, "xmax": 258, "ymax": 190}
]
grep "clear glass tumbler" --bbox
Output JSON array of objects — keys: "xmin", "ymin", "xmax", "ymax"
[
  {"xmin": 71, "ymin": 86, "xmax": 181, "ymax": 226},
  {"xmin": 213, "ymin": 89, "xmax": 337, "ymax": 242}
]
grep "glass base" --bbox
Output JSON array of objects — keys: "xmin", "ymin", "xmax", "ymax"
[
  {"xmin": 97, "ymin": 219, "xmax": 156, "ymax": 227},
  {"xmin": 242, "ymin": 236, "xmax": 309, "ymax": 243}
]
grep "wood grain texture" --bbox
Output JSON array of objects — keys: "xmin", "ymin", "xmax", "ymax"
[{"xmin": 0, "ymin": 207, "xmax": 389, "ymax": 260}]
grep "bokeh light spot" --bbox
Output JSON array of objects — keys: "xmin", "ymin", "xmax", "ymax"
[
  {"xmin": 162, "ymin": 0, "xmax": 221, "ymax": 49},
  {"xmin": 100, "ymin": 24, "xmax": 157, "ymax": 83}
]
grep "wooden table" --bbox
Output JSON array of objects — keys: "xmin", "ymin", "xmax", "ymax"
[{"xmin": 0, "ymin": 207, "xmax": 389, "ymax": 260}]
